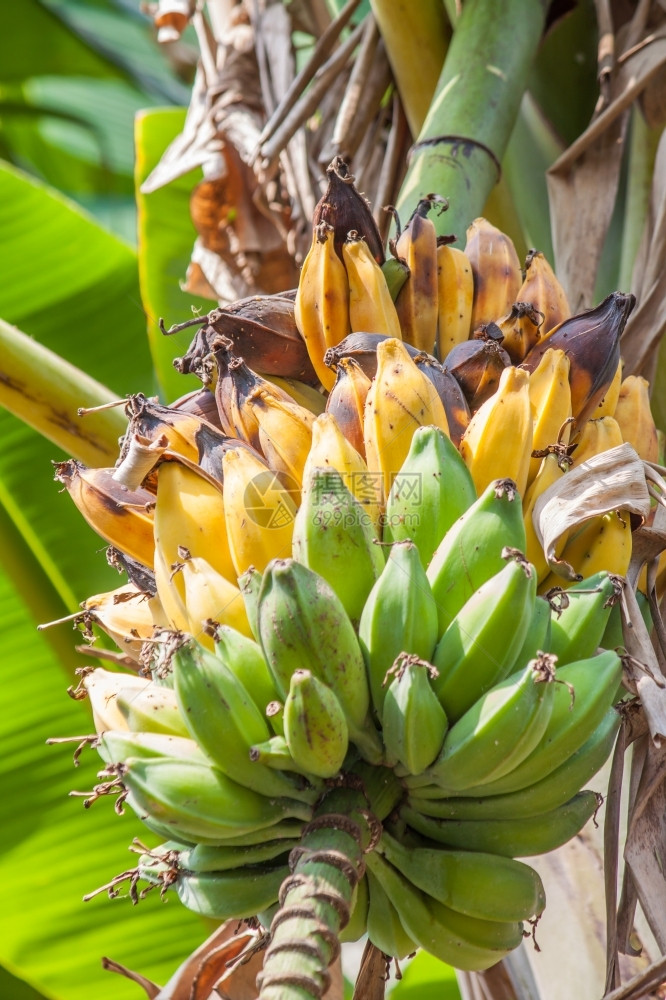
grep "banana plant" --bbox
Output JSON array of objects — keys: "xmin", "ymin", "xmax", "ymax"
[{"xmin": 2, "ymin": 2, "xmax": 666, "ymax": 1000}]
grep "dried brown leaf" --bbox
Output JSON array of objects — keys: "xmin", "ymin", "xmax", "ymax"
[
  {"xmin": 352, "ymin": 940, "xmax": 388, "ymax": 1000},
  {"xmin": 532, "ymin": 443, "xmax": 651, "ymax": 581}
]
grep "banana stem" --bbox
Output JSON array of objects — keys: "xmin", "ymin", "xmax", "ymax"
[
  {"xmin": 0, "ymin": 319, "xmax": 128, "ymax": 466},
  {"xmin": 257, "ymin": 786, "xmax": 376, "ymax": 1000},
  {"xmin": 396, "ymin": 0, "xmax": 549, "ymax": 243}
]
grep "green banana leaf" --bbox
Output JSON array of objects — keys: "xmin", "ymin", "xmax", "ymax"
[
  {"xmin": 134, "ymin": 107, "xmax": 214, "ymax": 400},
  {"xmin": 391, "ymin": 951, "xmax": 461, "ymax": 998}
]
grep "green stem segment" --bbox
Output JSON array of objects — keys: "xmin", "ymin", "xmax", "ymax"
[
  {"xmin": 396, "ymin": 0, "xmax": 549, "ymax": 243},
  {"xmin": 257, "ymin": 789, "xmax": 372, "ymax": 1000}
]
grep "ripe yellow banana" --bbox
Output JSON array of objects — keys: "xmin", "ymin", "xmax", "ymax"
[
  {"xmin": 570, "ymin": 416, "xmax": 623, "ymax": 470},
  {"xmin": 303, "ymin": 412, "xmax": 381, "ymax": 530},
  {"xmin": 225, "ymin": 357, "xmax": 295, "ymax": 449},
  {"xmin": 294, "ymin": 221, "xmax": 350, "ymax": 391},
  {"xmin": 523, "ymin": 452, "xmax": 569, "ymax": 584},
  {"xmin": 518, "ymin": 249, "xmax": 571, "ymax": 335},
  {"xmin": 243, "ymin": 388, "xmax": 314, "ymax": 489},
  {"xmin": 324, "ymin": 357, "xmax": 372, "ymax": 458},
  {"xmin": 527, "ymin": 347, "xmax": 572, "ymax": 486},
  {"xmin": 436, "ymin": 243, "xmax": 474, "ymax": 362},
  {"xmin": 82, "ymin": 585, "xmax": 156, "ymax": 661},
  {"xmin": 267, "ymin": 376, "xmax": 327, "ymax": 415},
  {"xmin": 465, "ymin": 217, "xmax": 522, "ymax": 331},
  {"xmin": 542, "ymin": 509, "xmax": 632, "ymax": 587},
  {"xmin": 494, "ymin": 302, "xmax": 543, "ymax": 364},
  {"xmin": 459, "ymin": 366, "xmax": 533, "ymax": 497},
  {"xmin": 179, "ymin": 555, "xmax": 252, "ymax": 641},
  {"xmin": 343, "ymin": 233, "xmax": 402, "ymax": 340},
  {"xmin": 54, "ymin": 461, "xmax": 155, "ymax": 568},
  {"xmin": 613, "ymin": 375, "xmax": 659, "ymax": 462},
  {"xmin": 153, "ymin": 458, "xmax": 236, "ymax": 587},
  {"xmin": 394, "ymin": 199, "xmax": 439, "ymax": 353},
  {"xmin": 221, "ymin": 447, "xmax": 297, "ymax": 576},
  {"xmin": 364, "ymin": 337, "xmax": 449, "ymax": 501}
]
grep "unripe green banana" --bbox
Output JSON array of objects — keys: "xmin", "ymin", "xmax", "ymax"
[
  {"xmin": 171, "ymin": 640, "xmax": 315, "ymax": 801},
  {"xmin": 135, "ymin": 811, "xmax": 306, "ymax": 849},
  {"xmin": 548, "ymin": 572, "xmax": 622, "ymax": 664},
  {"xmin": 140, "ymin": 837, "xmax": 296, "ymax": 872},
  {"xmin": 155, "ymin": 864, "xmax": 288, "ymax": 921},
  {"xmin": 514, "ymin": 595, "xmax": 552, "ymax": 666},
  {"xmin": 457, "ymin": 650, "xmax": 622, "ymax": 797},
  {"xmin": 249, "ymin": 734, "xmax": 306, "ymax": 773},
  {"xmin": 381, "ymin": 255, "xmax": 410, "ymax": 301},
  {"xmin": 283, "ymin": 670, "xmax": 349, "ymax": 778},
  {"xmin": 292, "ymin": 466, "xmax": 384, "ymax": 625},
  {"xmin": 383, "ymin": 426, "xmax": 476, "ymax": 567},
  {"xmin": 114, "ymin": 684, "xmax": 190, "ymax": 738},
  {"xmin": 381, "ymin": 656, "xmax": 448, "ymax": 774},
  {"xmin": 424, "ymin": 655, "xmax": 556, "ymax": 792},
  {"xmin": 365, "ymin": 852, "xmax": 523, "ymax": 970},
  {"xmin": 377, "ymin": 831, "xmax": 545, "ymax": 922},
  {"xmin": 213, "ymin": 624, "xmax": 280, "ymax": 718},
  {"xmin": 340, "ymin": 874, "xmax": 370, "ymax": 943},
  {"xmin": 257, "ymin": 559, "xmax": 382, "ymax": 763},
  {"xmin": 96, "ymin": 730, "xmax": 208, "ymax": 766},
  {"xmin": 119, "ymin": 755, "xmax": 312, "ymax": 843},
  {"xmin": 409, "ymin": 707, "xmax": 619, "ymax": 821},
  {"xmin": 401, "ymin": 790, "xmax": 600, "ymax": 857},
  {"xmin": 431, "ymin": 550, "xmax": 537, "ymax": 722},
  {"xmin": 359, "ymin": 540, "xmax": 438, "ymax": 722},
  {"xmin": 427, "ymin": 478, "xmax": 527, "ymax": 635},
  {"xmin": 238, "ymin": 565, "xmax": 262, "ymax": 640},
  {"xmin": 366, "ymin": 868, "xmax": 418, "ymax": 960}
]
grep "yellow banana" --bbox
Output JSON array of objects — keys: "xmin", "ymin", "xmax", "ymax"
[
  {"xmin": 222, "ymin": 447, "xmax": 297, "ymax": 576},
  {"xmin": 324, "ymin": 357, "xmax": 372, "ymax": 458},
  {"xmin": 180, "ymin": 555, "xmax": 252, "ymax": 641},
  {"xmin": 459, "ymin": 366, "xmax": 533, "ymax": 497},
  {"xmin": 570, "ymin": 416, "xmax": 623, "ymax": 470},
  {"xmin": 363, "ymin": 338, "xmax": 449, "ymax": 501},
  {"xmin": 82, "ymin": 585, "xmax": 156, "ymax": 661},
  {"xmin": 153, "ymin": 543, "xmax": 190, "ymax": 633},
  {"xmin": 294, "ymin": 221, "xmax": 350, "ymax": 391},
  {"xmin": 436, "ymin": 243, "xmax": 474, "ymax": 362},
  {"xmin": 54, "ymin": 461, "xmax": 155, "ymax": 568},
  {"xmin": 543, "ymin": 510, "xmax": 632, "ymax": 586},
  {"xmin": 303, "ymin": 412, "xmax": 381, "ymax": 530},
  {"xmin": 523, "ymin": 452, "xmax": 569, "ymax": 584},
  {"xmin": 153, "ymin": 458, "xmax": 236, "ymax": 586},
  {"xmin": 527, "ymin": 348, "xmax": 572, "ymax": 486},
  {"xmin": 589, "ymin": 359, "xmax": 622, "ymax": 419},
  {"xmin": 267, "ymin": 376, "xmax": 326, "ymax": 415},
  {"xmin": 517, "ymin": 249, "xmax": 571, "ymax": 335},
  {"xmin": 394, "ymin": 199, "xmax": 439, "ymax": 353},
  {"xmin": 465, "ymin": 217, "xmax": 522, "ymax": 332},
  {"xmin": 343, "ymin": 233, "xmax": 402, "ymax": 340},
  {"xmin": 613, "ymin": 375, "xmax": 659, "ymax": 462},
  {"xmin": 226, "ymin": 357, "xmax": 295, "ymax": 449},
  {"xmin": 243, "ymin": 388, "xmax": 314, "ymax": 489}
]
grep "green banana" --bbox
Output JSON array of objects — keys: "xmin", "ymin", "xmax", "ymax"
[
  {"xmin": 171, "ymin": 639, "xmax": 315, "ymax": 801},
  {"xmin": 601, "ymin": 588, "xmax": 651, "ymax": 652},
  {"xmin": 408, "ymin": 707, "xmax": 620, "ymax": 820},
  {"xmin": 427, "ymin": 478, "xmax": 527, "ymax": 635},
  {"xmin": 213, "ymin": 624, "xmax": 280, "ymax": 718},
  {"xmin": 169, "ymin": 865, "xmax": 288, "ymax": 921},
  {"xmin": 119, "ymin": 755, "xmax": 312, "ymax": 844},
  {"xmin": 456, "ymin": 649, "xmax": 623, "ymax": 797},
  {"xmin": 424, "ymin": 655, "xmax": 556, "ymax": 792},
  {"xmin": 383, "ymin": 426, "xmax": 476, "ymax": 568},
  {"xmin": 381, "ymin": 255, "xmax": 410, "ymax": 301},
  {"xmin": 377, "ymin": 830, "xmax": 545, "ymax": 922},
  {"xmin": 340, "ymin": 874, "xmax": 370, "ymax": 943},
  {"xmin": 283, "ymin": 670, "xmax": 349, "ymax": 778},
  {"xmin": 248, "ymin": 734, "xmax": 312, "ymax": 776},
  {"xmin": 135, "ymin": 811, "xmax": 306, "ymax": 849},
  {"xmin": 115, "ymin": 684, "xmax": 190, "ymax": 738},
  {"xmin": 514, "ymin": 595, "xmax": 552, "ymax": 667},
  {"xmin": 366, "ymin": 867, "xmax": 418, "ymax": 960},
  {"xmin": 292, "ymin": 466, "xmax": 384, "ymax": 625},
  {"xmin": 238, "ymin": 565, "xmax": 262, "ymax": 640},
  {"xmin": 430, "ymin": 550, "xmax": 537, "ymax": 722},
  {"xmin": 365, "ymin": 852, "xmax": 523, "ymax": 970},
  {"xmin": 257, "ymin": 558, "xmax": 382, "ymax": 763},
  {"xmin": 96, "ymin": 730, "xmax": 208, "ymax": 766},
  {"xmin": 140, "ymin": 838, "xmax": 296, "ymax": 872},
  {"xmin": 548, "ymin": 571, "xmax": 622, "ymax": 664},
  {"xmin": 358, "ymin": 540, "xmax": 439, "ymax": 722},
  {"xmin": 381, "ymin": 656, "xmax": 448, "ymax": 774},
  {"xmin": 401, "ymin": 790, "xmax": 600, "ymax": 857}
]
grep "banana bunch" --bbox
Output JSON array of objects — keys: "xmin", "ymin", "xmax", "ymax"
[{"xmin": 53, "ymin": 169, "xmax": 663, "ymax": 992}]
